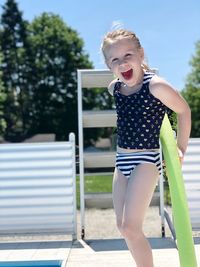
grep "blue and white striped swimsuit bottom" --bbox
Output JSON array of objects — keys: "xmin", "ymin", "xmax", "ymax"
[{"xmin": 116, "ymin": 151, "xmax": 162, "ymax": 178}]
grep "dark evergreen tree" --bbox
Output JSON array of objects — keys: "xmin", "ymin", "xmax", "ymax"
[
  {"xmin": 0, "ymin": 0, "xmax": 30, "ymax": 141},
  {"xmin": 0, "ymin": 53, "xmax": 6, "ymax": 137}
]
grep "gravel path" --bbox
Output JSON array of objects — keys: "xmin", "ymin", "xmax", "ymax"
[
  {"xmin": 77, "ymin": 206, "xmax": 171, "ymax": 239},
  {"xmin": 0, "ymin": 206, "xmax": 199, "ymax": 241},
  {"xmin": 77, "ymin": 206, "xmax": 199, "ymax": 239}
]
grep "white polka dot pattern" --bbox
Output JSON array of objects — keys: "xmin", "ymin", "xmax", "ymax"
[{"xmin": 114, "ymin": 72, "xmax": 169, "ymax": 149}]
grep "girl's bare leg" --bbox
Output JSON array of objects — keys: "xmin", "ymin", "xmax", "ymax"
[
  {"xmin": 112, "ymin": 164, "xmax": 159, "ymax": 267},
  {"xmin": 112, "ymin": 168, "xmax": 128, "ymax": 229}
]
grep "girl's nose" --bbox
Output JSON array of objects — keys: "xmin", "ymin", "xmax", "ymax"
[{"xmin": 119, "ymin": 57, "xmax": 127, "ymax": 66}]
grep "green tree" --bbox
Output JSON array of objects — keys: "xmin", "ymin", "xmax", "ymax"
[
  {"xmin": 0, "ymin": 60, "xmax": 6, "ymax": 137},
  {"xmin": 26, "ymin": 12, "xmax": 93, "ymax": 141},
  {"xmin": 182, "ymin": 40, "xmax": 200, "ymax": 137},
  {"xmin": 0, "ymin": 0, "xmax": 31, "ymax": 141},
  {"xmin": 0, "ymin": 2, "xmax": 113, "ymax": 145}
]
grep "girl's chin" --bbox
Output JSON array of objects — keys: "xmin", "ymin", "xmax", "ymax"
[{"xmin": 122, "ymin": 79, "xmax": 135, "ymax": 87}]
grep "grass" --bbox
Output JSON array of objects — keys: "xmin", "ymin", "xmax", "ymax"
[
  {"xmin": 75, "ymin": 174, "xmax": 171, "ymax": 208},
  {"xmin": 76, "ymin": 174, "xmax": 113, "ymax": 208}
]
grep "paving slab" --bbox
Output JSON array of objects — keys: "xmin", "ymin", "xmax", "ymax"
[
  {"xmin": 0, "ymin": 240, "xmax": 72, "ymax": 262},
  {"xmin": 0, "ymin": 238, "xmax": 199, "ymax": 267},
  {"xmin": 67, "ymin": 238, "xmax": 200, "ymax": 267}
]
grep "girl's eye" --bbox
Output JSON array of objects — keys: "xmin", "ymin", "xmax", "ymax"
[
  {"xmin": 112, "ymin": 58, "xmax": 118, "ymax": 63},
  {"xmin": 125, "ymin": 53, "xmax": 132, "ymax": 58}
]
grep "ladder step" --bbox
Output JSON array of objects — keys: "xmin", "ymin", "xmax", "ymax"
[
  {"xmin": 84, "ymin": 151, "xmax": 115, "ymax": 168},
  {"xmin": 83, "ymin": 110, "xmax": 116, "ymax": 127}
]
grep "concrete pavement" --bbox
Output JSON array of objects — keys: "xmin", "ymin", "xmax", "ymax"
[
  {"xmin": 0, "ymin": 237, "xmax": 199, "ymax": 267},
  {"xmin": 67, "ymin": 237, "xmax": 200, "ymax": 267},
  {"xmin": 0, "ymin": 207, "xmax": 199, "ymax": 266}
]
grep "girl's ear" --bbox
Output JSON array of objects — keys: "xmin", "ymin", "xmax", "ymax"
[
  {"xmin": 139, "ymin": 47, "xmax": 145, "ymax": 60},
  {"xmin": 105, "ymin": 59, "xmax": 112, "ymax": 70}
]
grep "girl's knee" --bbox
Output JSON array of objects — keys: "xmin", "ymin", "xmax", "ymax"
[{"xmin": 120, "ymin": 222, "xmax": 142, "ymax": 240}]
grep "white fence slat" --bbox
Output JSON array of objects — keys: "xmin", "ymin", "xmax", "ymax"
[
  {"xmin": 0, "ymin": 169, "xmax": 73, "ymax": 178},
  {"xmin": 1, "ymin": 177, "xmax": 73, "ymax": 187},
  {"xmin": 0, "ymin": 196, "xmax": 73, "ymax": 206}
]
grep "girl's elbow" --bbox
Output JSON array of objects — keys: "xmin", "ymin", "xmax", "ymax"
[
  {"xmin": 176, "ymin": 102, "xmax": 191, "ymax": 117},
  {"xmin": 185, "ymin": 103, "xmax": 191, "ymax": 117},
  {"xmin": 179, "ymin": 104, "xmax": 191, "ymax": 118}
]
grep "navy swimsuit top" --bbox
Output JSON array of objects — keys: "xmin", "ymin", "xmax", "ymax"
[{"xmin": 114, "ymin": 71, "xmax": 169, "ymax": 149}]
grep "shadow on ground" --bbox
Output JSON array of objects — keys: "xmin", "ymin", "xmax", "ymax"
[
  {"xmin": 0, "ymin": 240, "xmax": 73, "ymax": 250},
  {"xmin": 84, "ymin": 237, "xmax": 177, "ymax": 252}
]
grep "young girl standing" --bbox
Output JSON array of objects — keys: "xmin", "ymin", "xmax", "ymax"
[{"xmin": 101, "ymin": 29, "xmax": 191, "ymax": 267}]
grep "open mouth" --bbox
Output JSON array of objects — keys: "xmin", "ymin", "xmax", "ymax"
[{"xmin": 121, "ymin": 69, "xmax": 133, "ymax": 80}]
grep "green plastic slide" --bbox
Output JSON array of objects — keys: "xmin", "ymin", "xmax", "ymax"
[{"xmin": 160, "ymin": 114, "xmax": 197, "ymax": 267}]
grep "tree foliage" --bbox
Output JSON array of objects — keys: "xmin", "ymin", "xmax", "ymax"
[
  {"xmin": 0, "ymin": 0, "xmax": 30, "ymax": 141},
  {"xmin": 182, "ymin": 40, "xmax": 200, "ymax": 137},
  {"xmin": 26, "ymin": 12, "xmax": 93, "ymax": 141},
  {"xmin": 0, "ymin": 0, "xmax": 105, "ymax": 144},
  {"xmin": 0, "ymin": 0, "xmax": 116, "ymax": 145},
  {"xmin": 0, "ymin": 58, "xmax": 6, "ymax": 137}
]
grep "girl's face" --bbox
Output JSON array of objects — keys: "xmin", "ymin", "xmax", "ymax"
[{"xmin": 105, "ymin": 38, "xmax": 144, "ymax": 87}]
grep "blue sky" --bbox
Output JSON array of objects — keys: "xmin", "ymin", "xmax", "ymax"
[{"xmin": 0, "ymin": 0, "xmax": 199, "ymax": 91}]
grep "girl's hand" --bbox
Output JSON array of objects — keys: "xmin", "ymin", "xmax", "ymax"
[{"xmin": 178, "ymin": 148, "xmax": 184, "ymax": 165}]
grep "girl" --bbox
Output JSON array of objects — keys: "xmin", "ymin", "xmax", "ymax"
[{"xmin": 101, "ymin": 29, "xmax": 191, "ymax": 267}]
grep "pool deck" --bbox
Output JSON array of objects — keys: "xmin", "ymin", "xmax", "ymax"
[{"xmin": 0, "ymin": 237, "xmax": 199, "ymax": 267}]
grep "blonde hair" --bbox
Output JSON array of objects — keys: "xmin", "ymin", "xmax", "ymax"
[{"xmin": 101, "ymin": 29, "xmax": 150, "ymax": 71}]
